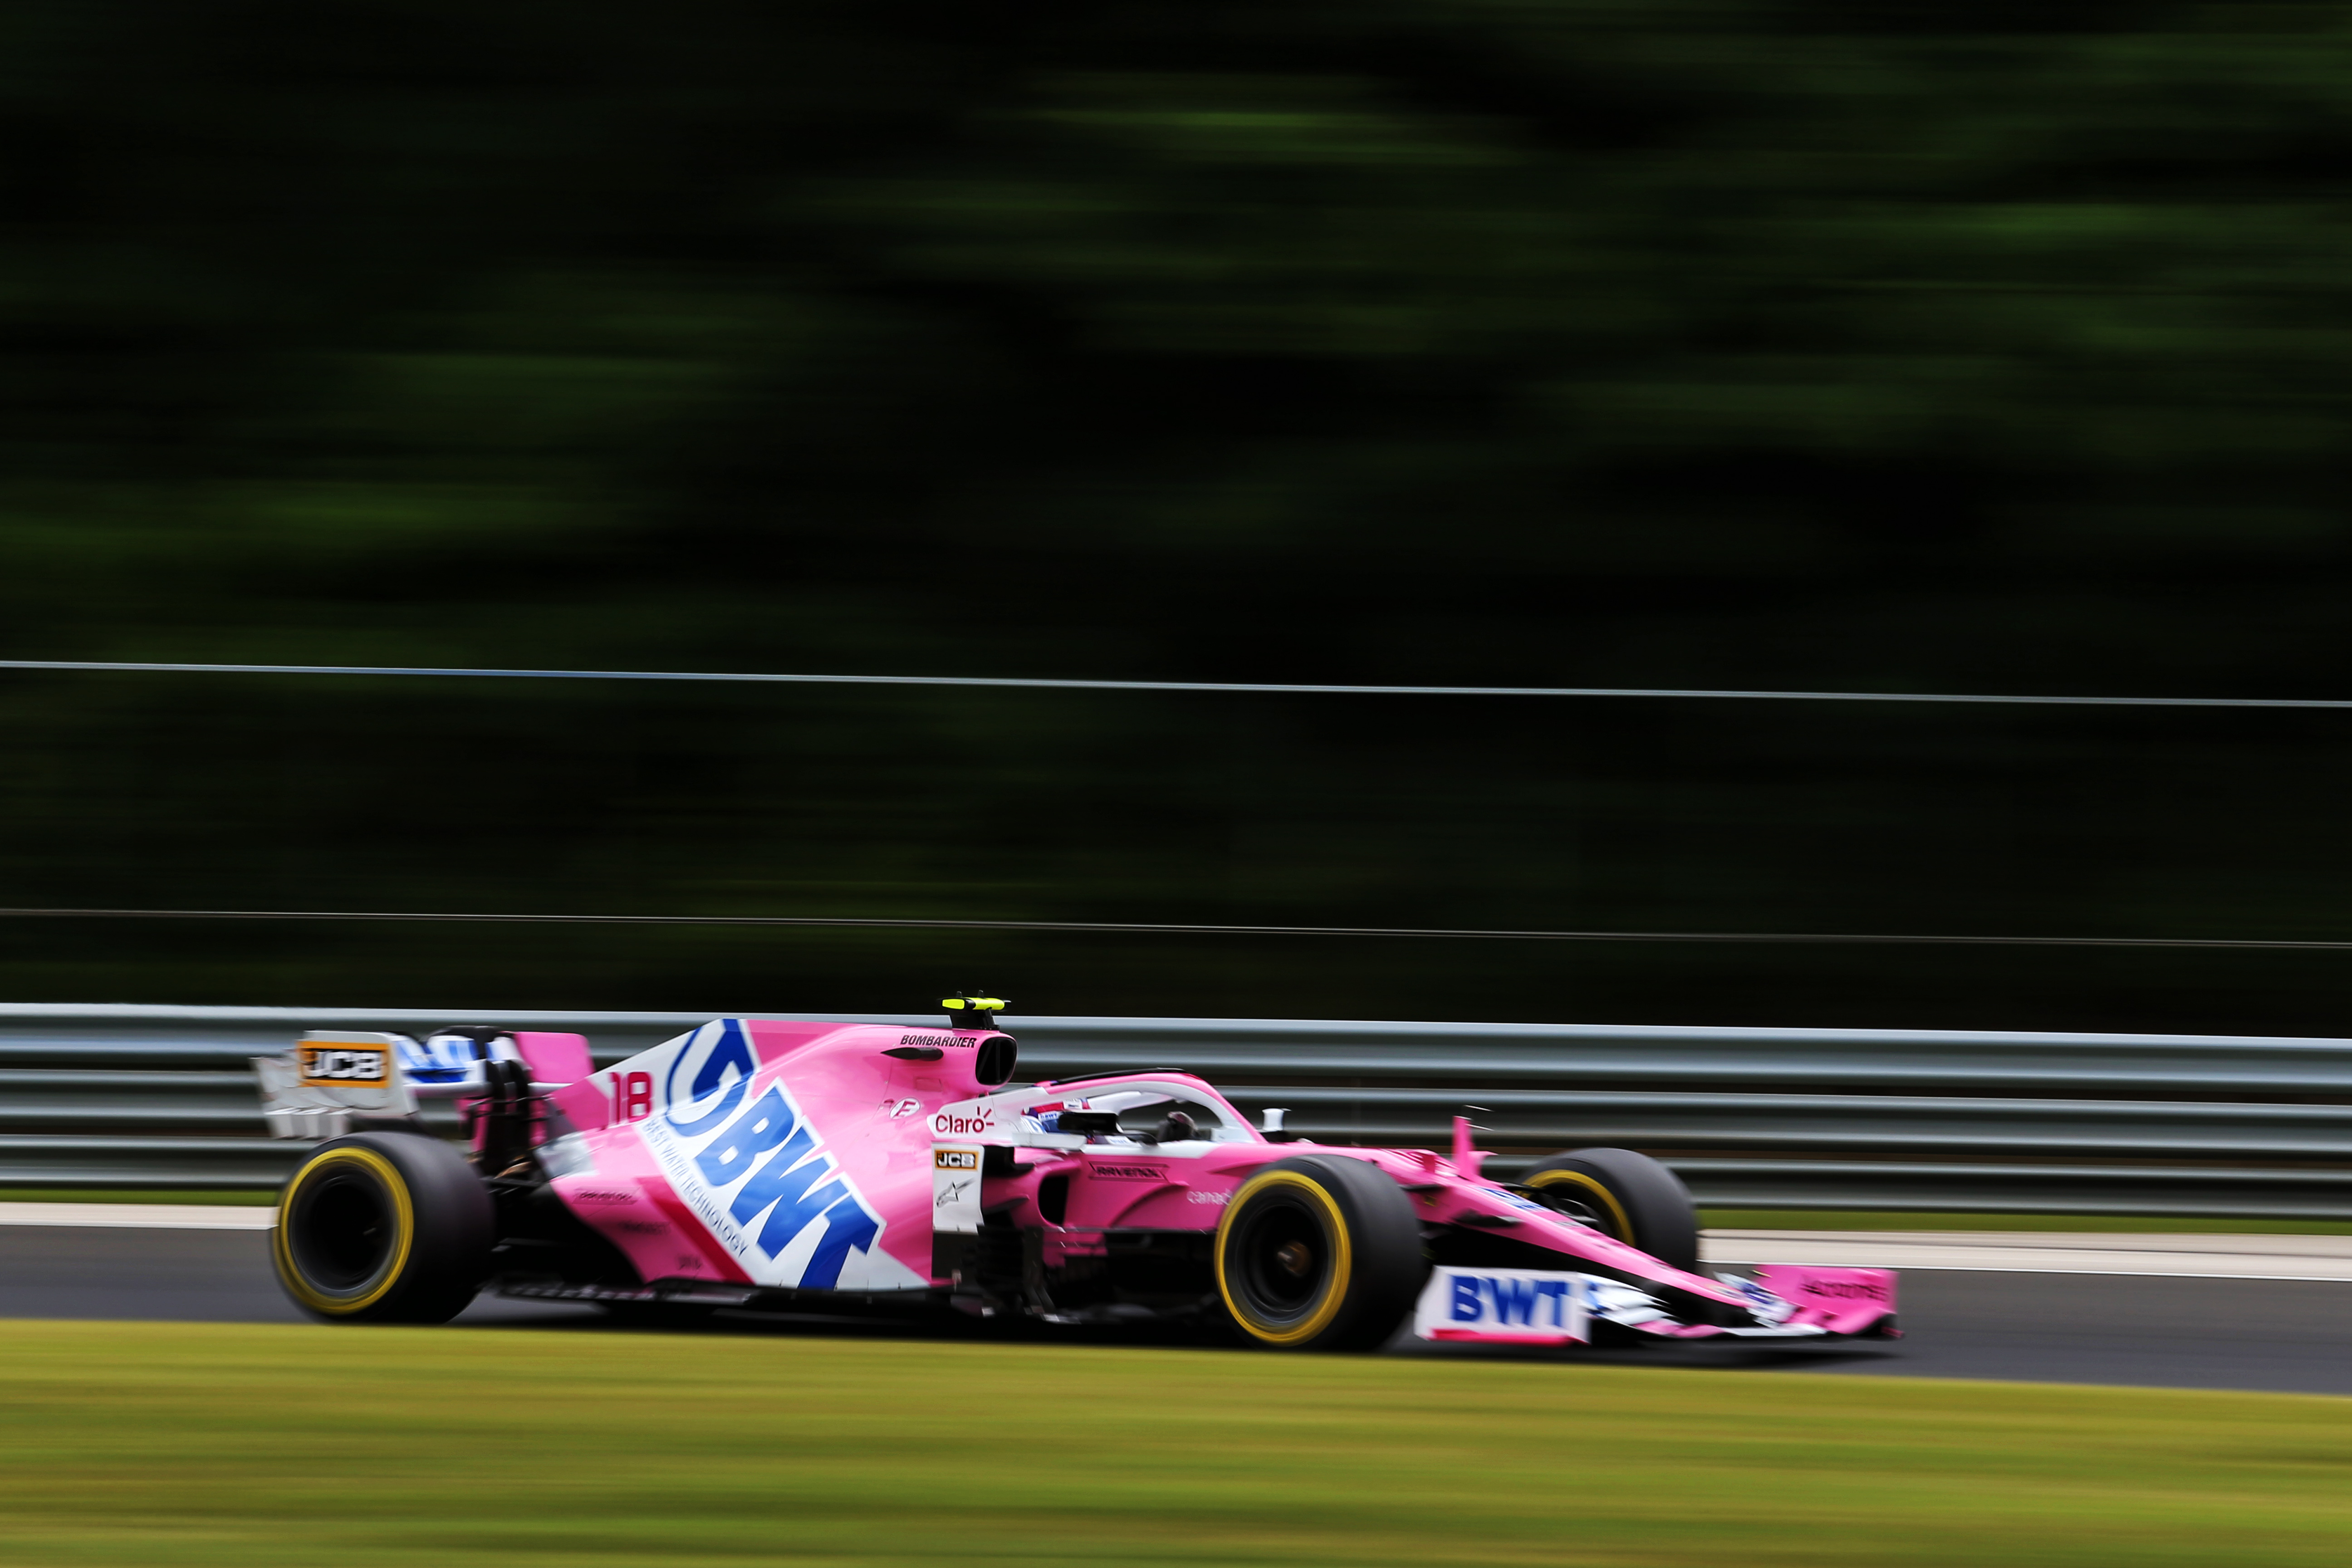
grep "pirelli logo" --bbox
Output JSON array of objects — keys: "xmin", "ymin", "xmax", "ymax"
[{"xmin": 299, "ymin": 1045, "xmax": 390, "ymax": 1087}]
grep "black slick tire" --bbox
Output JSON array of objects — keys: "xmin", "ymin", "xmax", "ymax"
[
  {"xmin": 1519, "ymin": 1147, "xmax": 1700, "ymax": 1274},
  {"xmin": 273, "ymin": 1132, "xmax": 495, "ymax": 1324},
  {"xmin": 1214, "ymin": 1155, "xmax": 1426, "ymax": 1351}
]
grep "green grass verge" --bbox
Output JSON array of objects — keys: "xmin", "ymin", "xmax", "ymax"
[
  {"xmin": 0, "ymin": 1188, "xmax": 276, "ymax": 1206},
  {"xmin": 1700, "ymin": 1209, "xmax": 2352, "ymax": 1234},
  {"xmin": 2, "ymin": 1320, "xmax": 2350, "ymax": 1567}
]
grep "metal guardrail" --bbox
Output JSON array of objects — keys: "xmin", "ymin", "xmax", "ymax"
[{"xmin": 5, "ymin": 1004, "xmax": 2352, "ymax": 1217}]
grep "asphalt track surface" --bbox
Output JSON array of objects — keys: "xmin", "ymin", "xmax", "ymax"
[{"xmin": 4, "ymin": 1225, "xmax": 2350, "ymax": 1395}]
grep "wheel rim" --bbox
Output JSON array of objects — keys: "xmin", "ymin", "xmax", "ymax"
[
  {"xmin": 1524, "ymin": 1170, "xmax": 1632, "ymax": 1244},
  {"xmin": 276, "ymin": 1147, "xmax": 414, "ymax": 1313},
  {"xmin": 1215, "ymin": 1171, "xmax": 1354, "ymax": 1345},
  {"xmin": 1234, "ymin": 1198, "xmax": 1328, "ymax": 1321}
]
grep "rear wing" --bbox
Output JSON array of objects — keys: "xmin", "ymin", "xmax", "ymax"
[
  {"xmin": 254, "ymin": 1032, "xmax": 417, "ymax": 1139},
  {"xmin": 253, "ymin": 1029, "xmax": 594, "ymax": 1140}
]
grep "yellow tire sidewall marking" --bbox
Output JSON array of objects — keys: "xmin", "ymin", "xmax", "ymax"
[
  {"xmin": 1215, "ymin": 1169, "xmax": 1354, "ymax": 1347},
  {"xmin": 1525, "ymin": 1168, "xmax": 1632, "ymax": 1243},
  {"xmin": 273, "ymin": 1146, "xmax": 416, "ymax": 1315}
]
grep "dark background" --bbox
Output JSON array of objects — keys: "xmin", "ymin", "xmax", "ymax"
[{"xmin": 7, "ymin": 1, "xmax": 2352, "ymax": 1029}]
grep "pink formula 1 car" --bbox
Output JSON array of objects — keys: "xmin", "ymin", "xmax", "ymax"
[{"xmin": 255, "ymin": 999, "xmax": 1897, "ymax": 1351}]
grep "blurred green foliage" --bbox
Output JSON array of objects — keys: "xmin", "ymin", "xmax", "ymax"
[
  {"xmin": 8, "ymin": 1320, "xmax": 2352, "ymax": 1565},
  {"xmin": 8, "ymin": 2, "xmax": 2352, "ymax": 1025}
]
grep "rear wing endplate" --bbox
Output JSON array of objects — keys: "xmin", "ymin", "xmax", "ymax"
[{"xmin": 253, "ymin": 1032, "xmax": 419, "ymax": 1140}]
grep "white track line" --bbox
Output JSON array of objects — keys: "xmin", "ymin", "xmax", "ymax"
[
  {"xmin": 0, "ymin": 1202, "xmax": 273, "ymax": 1230},
  {"xmin": 1704, "ymin": 1230, "xmax": 2352, "ymax": 1282}
]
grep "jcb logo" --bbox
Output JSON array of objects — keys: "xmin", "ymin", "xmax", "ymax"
[
  {"xmin": 934, "ymin": 1149, "xmax": 979, "ymax": 1171},
  {"xmin": 299, "ymin": 1047, "xmax": 387, "ymax": 1085}
]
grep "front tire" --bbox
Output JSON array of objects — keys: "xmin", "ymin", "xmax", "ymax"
[
  {"xmin": 1214, "ymin": 1156, "xmax": 1425, "ymax": 1351},
  {"xmin": 273, "ymin": 1132, "xmax": 495, "ymax": 1324},
  {"xmin": 1520, "ymin": 1147, "xmax": 1699, "ymax": 1274}
]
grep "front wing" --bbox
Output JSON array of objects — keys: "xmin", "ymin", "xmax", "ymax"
[{"xmin": 1418, "ymin": 1263, "xmax": 1898, "ymax": 1346}]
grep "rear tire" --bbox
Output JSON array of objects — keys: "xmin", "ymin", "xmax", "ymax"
[
  {"xmin": 1520, "ymin": 1148, "xmax": 1700, "ymax": 1274},
  {"xmin": 1214, "ymin": 1156, "xmax": 1425, "ymax": 1351},
  {"xmin": 273, "ymin": 1132, "xmax": 495, "ymax": 1324}
]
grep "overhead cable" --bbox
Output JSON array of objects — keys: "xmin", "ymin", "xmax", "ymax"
[
  {"xmin": 3, "ymin": 658, "xmax": 2350, "ymax": 709},
  {"xmin": 2, "ymin": 906, "xmax": 2349, "ymax": 950}
]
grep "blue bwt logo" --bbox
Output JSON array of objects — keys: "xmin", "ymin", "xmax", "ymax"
[
  {"xmin": 1450, "ymin": 1273, "xmax": 1578, "ymax": 1330},
  {"xmin": 655, "ymin": 1019, "xmax": 884, "ymax": 1288},
  {"xmin": 1413, "ymin": 1265, "xmax": 1592, "ymax": 1343},
  {"xmin": 664, "ymin": 1018, "xmax": 758, "ymax": 1134}
]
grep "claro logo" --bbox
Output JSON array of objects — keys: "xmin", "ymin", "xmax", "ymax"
[{"xmin": 932, "ymin": 1108, "xmax": 995, "ymax": 1136}]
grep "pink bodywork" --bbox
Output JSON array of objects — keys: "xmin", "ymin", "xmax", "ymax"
[
  {"xmin": 1748, "ymin": 1265, "xmax": 1901, "ymax": 1337},
  {"xmin": 511, "ymin": 1017, "xmax": 1896, "ymax": 1337}
]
